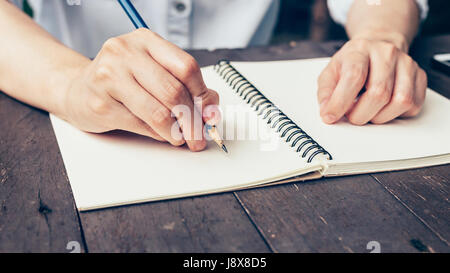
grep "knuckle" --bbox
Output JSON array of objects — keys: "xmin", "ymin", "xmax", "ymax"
[
  {"xmin": 178, "ymin": 55, "xmax": 200, "ymax": 81},
  {"xmin": 368, "ymin": 83, "xmax": 391, "ymax": 104},
  {"xmin": 165, "ymin": 81, "xmax": 188, "ymax": 105},
  {"xmin": 403, "ymin": 54, "xmax": 415, "ymax": 67},
  {"xmin": 344, "ymin": 64, "xmax": 365, "ymax": 81},
  {"xmin": 133, "ymin": 27, "xmax": 151, "ymax": 36},
  {"xmin": 382, "ymin": 42, "xmax": 398, "ymax": 59},
  {"xmin": 134, "ymin": 28, "xmax": 160, "ymax": 40},
  {"xmin": 88, "ymin": 97, "xmax": 110, "ymax": 115},
  {"xmin": 93, "ymin": 63, "xmax": 114, "ymax": 81},
  {"xmin": 202, "ymin": 89, "xmax": 220, "ymax": 106},
  {"xmin": 150, "ymin": 107, "xmax": 172, "ymax": 127},
  {"xmin": 353, "ymin": 38, "xmax": 370, "ymax": 50},
  {"xmin": 102, "ymin": 37, "xmax": 127, "ymax": 55},
  {"xmin": 394, "ymin": 90, "xmax": 414, "ymax": 108}
]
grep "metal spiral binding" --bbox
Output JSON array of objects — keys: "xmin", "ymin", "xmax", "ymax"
[{"xmin": 214, "ymin": 60, "xmax": 332, "ymax": 163}]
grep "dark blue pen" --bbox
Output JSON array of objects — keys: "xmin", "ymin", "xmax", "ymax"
[{"xmin": 117, "ymin": 0, "xmax": 149, "ymax": 29}]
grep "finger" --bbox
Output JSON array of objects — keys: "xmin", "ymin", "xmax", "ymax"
[
  {"xmin": 112, "ymin": 104, "xmax": 167, "ymax": 141},
  {"xmin": 317, "ymin": 59, "xmax": 339, "ymax": 109},
  {"xmin": 201, "ymin": 89, "xmax": 221, "ymax": 125},
  {"xmin": 85, "ymin": 93, "xmax": 166, "ymax": 141},
  {"xmin": 403, "ymin": 67, "xmax": 427, "ymax": 117},
  {"xmin": 133, "ymin": 29, "xmax": 221, "ymax": 124},
  {"xmin": 346, "ymin": 46, "xmax": 397, "ymax": 125},
  {"xmin": 108, "ymin": 76, "xmax": 186, "ymax": 147},
  {"xmin": 130, "ymin": 54, "xmax": 206, "ymax": 151},
  {"xmin": 320, "ymin": 51, "xmax": 369, "ymax": 124},
  {"xmin": 371, "ymin": 55, "xmax": 417, "ymax": 124}
]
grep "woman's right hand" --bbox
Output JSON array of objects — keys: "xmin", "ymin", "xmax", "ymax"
[{"xmin": 60, "ymin": 28, "xmax": 220, "ymax": 151}]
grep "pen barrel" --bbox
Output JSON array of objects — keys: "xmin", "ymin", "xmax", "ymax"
[
  {"xmin": 207, "ymin": 126, "xmax": 223, "ymax": 145},
  {"xmin": 117, "ymin": 0, "xmax": 149, "ymax": 29}
]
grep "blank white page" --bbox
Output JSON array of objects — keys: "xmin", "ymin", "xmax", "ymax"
[
  {"xmin": 232, "ymin": 58, "xmax": 450, "ymax": 165},
  {"xmin": 50, "ymin": 66, "xmax": 320, "ymax": 211}
]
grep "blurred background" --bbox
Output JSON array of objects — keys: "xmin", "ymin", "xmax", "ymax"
[
  {"xmin": 271, "ymin": 0, "xmax": 450, "ymax": 44},
  {"xmin": 23, "ymin": 0, "xmax": 450, "ymax": 44}
]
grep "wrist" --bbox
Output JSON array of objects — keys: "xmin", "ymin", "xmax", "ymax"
[
  {"xmin": 350, "ymin": 28, "xmax": 410, "ymax": 53},
  {"xmin": 47, "ymin": 57, "xmax": 90, "ymax": 119}
]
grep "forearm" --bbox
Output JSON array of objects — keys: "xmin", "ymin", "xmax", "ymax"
[
  {"xmin": 346, "ymin": 0, "xmax": 421, "ymax": 52},
  {"xmin": 0, "ymin": 1, "xmax": 90, "ymax": 115}
]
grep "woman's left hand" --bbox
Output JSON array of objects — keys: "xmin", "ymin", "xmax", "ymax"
[{"xmin": 317, "ymin": 37, "xmax": 427, "ymax": 125}]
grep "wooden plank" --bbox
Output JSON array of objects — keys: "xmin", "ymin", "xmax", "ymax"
[
  {"xmin": 80, "ymin": 194, "xmax": 271, "ymax": 253},
  {"xmin": 371, "ymin": 166, "xmax": 450, "ymax": 245},
  {"xmin": 0, "ymin": 95, "xmax": 85, "ymax": 253},
  {"xmin": 214, "ymin": 41, "xmax": 330, "ymax": 63},
  {"xmin": 235, "ymin": 175, "xmax": 449, "ymax": 252}
]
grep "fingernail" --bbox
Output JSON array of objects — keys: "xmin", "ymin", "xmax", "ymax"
[{"xmin": 322, "ymin": 114, "xmax": 336, "ymax": 124}]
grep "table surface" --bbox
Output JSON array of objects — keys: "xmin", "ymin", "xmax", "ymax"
[{"xmin": 1, "ymin": 35, "xmax": 449, "ymax": 253}]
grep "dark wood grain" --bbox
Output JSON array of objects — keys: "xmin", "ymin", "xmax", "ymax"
[
  {"xmin": 81, "ymin": 194, "xmax": 270, "ymax": 253},
  {"xmin": 235, "ymin": 175, "xmax": 449, "ymax": 252},
  {"xmin": 371, "ymin": 166, "xmax": 450, "ymax": 245},
  {"xmin": 193, "ymin": 41, "xmax": 331, "ymax": 66},
  {"xmin": 0, "ymin": 96, "xmax": 85, "ymax": 253}
]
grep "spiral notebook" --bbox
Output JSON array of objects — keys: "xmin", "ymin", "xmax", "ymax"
[{"xmin": 50, "ymin": 58, "xmax": 450, "ymax": 211}]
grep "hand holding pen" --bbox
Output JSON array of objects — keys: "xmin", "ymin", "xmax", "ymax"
[
  {"xmin": 60, "ymin": 1, "xmax": 222, "ymax": 152},
  {"xmin": 117, "ymin": 0, "xmax": 227, "ymax": 153}
]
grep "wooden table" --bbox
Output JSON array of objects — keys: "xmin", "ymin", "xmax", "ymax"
[{"xmin": 1, "ymin": 35, "xmax": 449, "ymax": 253}]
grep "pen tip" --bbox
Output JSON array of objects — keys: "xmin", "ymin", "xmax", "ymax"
[{"xmin": 222, "ymin": 144, "xmax": 228, "ymax": 154}]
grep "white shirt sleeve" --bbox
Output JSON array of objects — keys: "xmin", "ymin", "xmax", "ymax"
[{"xmin": 327, "ymin": 0, "xmax": 429, "ymax": 26}]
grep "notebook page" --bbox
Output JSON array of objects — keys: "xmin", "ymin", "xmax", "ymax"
[
  {"xmin": 231, "ymin": 58, "xmax": 450, "ymax": 165},
  {"xmin": 50, "ymin": 65, "xmax": 319, "ymax": 211}
]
